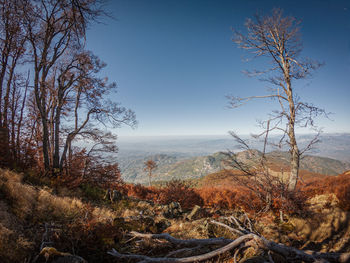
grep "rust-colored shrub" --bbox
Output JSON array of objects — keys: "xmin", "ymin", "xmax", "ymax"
[
  {"xmin": 234, "ymin": 187, "xmax": 265, "ymax": 213},
  {"xmin": 198, "ymin": 186, "xmax": 264, "ymax": 213},
  {"xmin": 157, "ymin": 180, "xmax": 203, "ymax": 210},
  {"xmin": 198, "ymin": 184, "xmax": 306, "ymax": 215},
  {"xmin": 335, "ymin": 184, "xmax": 350, "ymax": 211},
  {"xmin": 271, "ymin": 190, "xmax": 308, "ymax": 214},
  {"xmin": 198, "ymin": 187, "xmax": 237, "ymax": 209},
  {"xmin": 300, "ymin": 171, "xmax": 350, "ymax": 211},
  {"xmin": 124, "ymin": 181, "xmax": 203, "ymax": 210},
  {"xmin": 125, "ymin": 184, "xmax": 159, "ymax": 200},
  {"xmin": 332, "ymin": 172, "xmax": 350, "ymax": 211}
]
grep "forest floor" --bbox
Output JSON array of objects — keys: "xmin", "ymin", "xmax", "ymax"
[{"xmin": 0, "ymin": 169, "xmax": 350, "ymax": 263}]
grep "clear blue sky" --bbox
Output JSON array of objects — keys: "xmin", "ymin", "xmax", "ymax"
[{"xmin": 86, "ymin": 0, "xmax": 350, "ymax": 137}]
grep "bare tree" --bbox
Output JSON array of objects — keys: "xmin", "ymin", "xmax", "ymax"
[
  {"xmin": 144, "ymin": 160, "xmax": 157, "ymax": 187},
  {"xmin": 0, "ymin": 0, "xmax": 31, "ymax": 168},
  {"xmin": 18, "ymin": 0, "xmax": 136, "ymax": 177},
  {"xmin": 56, "ymin": 51, "xmax": 137, "ymax": 174},
  {"xmin": 229, "ymin": 8, "xmax": 327, "ymax": 191},
  {"xmin": 22, "ymin": 0, "xmax": 105, "ymax": 173}
]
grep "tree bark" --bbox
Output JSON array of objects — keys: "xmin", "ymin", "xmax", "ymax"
[{"xmin": 284, "ymin": 67, "xmax": 300, "ymax": 191}]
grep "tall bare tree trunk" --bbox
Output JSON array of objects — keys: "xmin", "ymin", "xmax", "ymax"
[
  {"xmin": 289, "ymin": 141, "xmax": 300, "ymax": 191},
  {"xmin": 285, "ymin": 74, "xmax": 300, "ymax": 191},
  {"xmin": 33, "ymin": 69, "xmax": 51, "ymax": 172},
  {"xmin": 16, "ymin": 76, "xmax": 28, "ymax": 163},
  {"xmin": 53, "ymin": 105, "xmax": 61, "ymax": 171},
  {"xmin": 0, "ymin": 40, "xmax": 10, "ymax": 127},
  {"xmin": 41, "ymin": 116, "xmax": 51, "ymax": 171}
]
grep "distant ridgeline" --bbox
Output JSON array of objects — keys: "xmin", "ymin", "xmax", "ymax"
[
  {"xmin": 119, "ymin": 152, "xmax": 227, "ymax": 184},
  {"xmin": 119, "ymin": 151, "xmax": 350, "ymax": 184}
]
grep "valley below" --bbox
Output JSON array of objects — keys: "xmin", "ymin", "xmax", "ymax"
[{"xmin": 117, "ymin": 133, "xmax": 350, "ymax": 184}]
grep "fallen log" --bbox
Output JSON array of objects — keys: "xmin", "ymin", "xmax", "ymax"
[
  {"xmin": 127, "ymin": 231, "xmax": 232, "ymax": 246},
  {"xmin": 108, "ymin": 221, "xmax": 350, "ymax": 263},
  {"xmin": 108, "ymin": 234, "xmax": 255, "ymax": 263}
]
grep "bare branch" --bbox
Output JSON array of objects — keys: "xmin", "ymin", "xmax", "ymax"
[
  {"xmin": 108, "ymin": 229, "xmax": 350, "ymax": 263},
  {"xmin": 108, "ymin": 234, "xmax": 255, "ymax": 263},
  {"xmin": 229, "ymin": 8, "xmax": 326, "ymax": 191},
  {"xmin": 227, "ymin": 94, "xmax": 287, "ymax": 108}
]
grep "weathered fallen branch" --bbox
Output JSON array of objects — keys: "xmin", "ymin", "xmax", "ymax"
[
  {"xmin": 256, "ymin": 234, "xmax": 350, "ymax": 262},
  {"xmin": 108, "ymin": 234, "xmax": 255, "ymax": 263},
  {"xmin": 127, "ymin": 231, "xmax": 232, "ymax": 246},
  {"xmin": 108, "ymin": 222, "xmax": 350, "ymax": 263},
  {"xmin": 211, "ymin": 220, "xmax": 350, "ymax": 263},
  {"xmin": 166, "ymin": 246, "xmax": 201, "ymax": 257}
]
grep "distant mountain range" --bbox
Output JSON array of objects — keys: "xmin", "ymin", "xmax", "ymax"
[
  {"xmin": 118, "ymin": 150, "xmax": 350, "ymax": 184},
  {"xmin": 116, "ymin": 133, "xmax": 350, "ymax": 184},
  {"xmin": 118, "ymin": 152, "xmax": 225, "ymax": 183}
]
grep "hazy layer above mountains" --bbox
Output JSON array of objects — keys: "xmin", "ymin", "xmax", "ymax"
[
  {"xmin": 117, "ymin": 133, "xmax": 350, "ymax": 183},
  {"xmin": 117, "ymin": 133, "xmax": 350, "ymax": 162}
]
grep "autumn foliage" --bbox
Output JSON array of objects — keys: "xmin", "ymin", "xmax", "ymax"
[
  {"xmin": 157, "ymin": 180, "xmax": 203, "ymax": 209},
  {"xmin": 120, "ymin": 170, "xmax": 350, "ymax": 215},
  {"xmin": 122, "ymin": 179, "xmax": 307, "ymax": 214},
  {"xmin": 198, "ymin": 186, "xmax": 252, "ymax": 210},
  {"xmin": 124, "ymin": 180, "xmax": 203, "ymax": 210},
  {"xmin": 299, "ymin": 171, "xmax": 350, "ymax": 211}
]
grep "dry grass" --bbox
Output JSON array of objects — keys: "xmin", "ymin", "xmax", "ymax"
[
  {"xmin": 0, "ymin": 169, "xmax": 119, "ymax": 262},
  {"xmin": 0, "ymin": 199, "xmax": 35, "ymax": 262},
  {"xmin": 289, "ymin": 193, "xmax": 350, "ymax": 252},
  {"xmin": 0, "ymin": 169, "xmax": 37, "ymax": 220},
  {"xmin": 0, "ymin": 169, "xmax": 118, "ymax": 223},
  {"xmin": 1, "ymin": 168, "xmax": 350, "ymax": 262},
  {"xmin": 164, "ymin": 218, "xmax": 210, "ymax": 239}
]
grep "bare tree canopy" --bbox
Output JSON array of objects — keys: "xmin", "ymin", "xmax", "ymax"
[
  {"xmin": 229, "ymin": 8, "xmax": 328, "ymax": 191},
  {"xmin": 0, "ymin": 0, "xmax": 136, "ymax": 182}
]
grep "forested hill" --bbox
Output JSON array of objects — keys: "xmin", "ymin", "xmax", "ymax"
[
  {"xmin": 119, "ymin": 152, "xmax": 226, "ymax": 183},
  {"xmin": 119, "ymin": 151, "xmax": 350, "ymax": 184}
]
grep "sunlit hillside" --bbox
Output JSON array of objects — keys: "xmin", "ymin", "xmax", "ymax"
[
  {"xmin": 1, "ymin": 169, "xmax": 350, "ymax": 262},
  {"xmin": 119, "ymin": 150, "xmax": 350, "ymax": 184}
]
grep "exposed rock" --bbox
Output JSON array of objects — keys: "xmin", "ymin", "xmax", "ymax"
[
  {"xmin": 137, "ymin": 200, "xmax": 156, "ymax": 216},
  {"xmin": 186, "ymin": 205, "xmax": 208, "ymax": 220},
  {"xmin": 121, "ymin": 208, "xmax": 140, "ymax": 218},
  {"xmin": 137, "ymin": 200, "xmax": 154, "ymax": 210},
  {"xmin": 162, "ymin": 201, "xmax": 182, "ymax": 219},
  {"xmin": 104, "ymin": 189, "xmax": 123, "ymax": 202}
]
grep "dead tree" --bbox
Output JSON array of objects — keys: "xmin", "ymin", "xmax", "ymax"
[
  {"xmin": 108, "ymin": 218, "xmax": 350, "ymax": 263},
  {"xmin": 228, "ymin": 8, "xmax": 327, "ymax": 191}
]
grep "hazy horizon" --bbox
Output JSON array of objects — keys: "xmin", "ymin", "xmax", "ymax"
[
  {"xmin": 117, "ymin": 132, "xmax": 350, "ymax": 141},
  {"xmin": 116, "ymin": 133, "xmax": 350, "ymax": 163}
]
